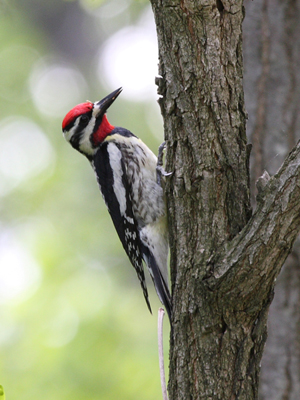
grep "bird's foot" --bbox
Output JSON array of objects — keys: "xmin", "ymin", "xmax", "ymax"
[{"xmin": 156, "ymin": 142, "xmax": 173, "ymax": 186}]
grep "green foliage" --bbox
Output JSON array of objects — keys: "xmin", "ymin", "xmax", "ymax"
[
  {"xmin": 0, "ymin": 1, "xmax": 168, "ymax": 399},
  {"xmin": 0, "ymin": 385, "xmax": 5, "ymax": 400}
]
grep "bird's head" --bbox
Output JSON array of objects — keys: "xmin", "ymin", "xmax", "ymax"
[{"xmin": 62, "ymin": 87, "xmax": 122, "ymax": 157}]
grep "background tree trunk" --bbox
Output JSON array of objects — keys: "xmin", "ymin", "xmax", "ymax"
[
  {"xmin": 243, "ymin": 0, "xmax": 300, "ymax": 398},
  {"xmin": 151, "ymin": 0, "xmax": 300, "ymax": 399}
]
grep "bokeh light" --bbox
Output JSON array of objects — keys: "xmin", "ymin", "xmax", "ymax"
[
  {"xmin": 0, "ymin": 3, "xmax": 167, "ymax": 400},
  {"xmin": 0, "ymin": 229, "xmax": 42, "ymax": 304},
  {"xmin": 0, "ymin": 117, "xmax": 55, "ymax": 195},
  {"xmin": 98, "ymin": 7, "xmax": 158, "ymax": 101},
  {"xmin": 29, "ymin": 59, "xmax": 88, "ymax": 117}
]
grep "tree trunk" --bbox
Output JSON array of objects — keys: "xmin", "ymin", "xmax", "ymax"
[
  {"xmin": 150, "ymin": 0, "xmax": 300, "ymax": 399},
  {"xmin": 243, "ymin": 0, "xmax": 300, "ymax": 398}
]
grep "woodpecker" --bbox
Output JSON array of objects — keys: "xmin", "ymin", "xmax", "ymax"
[{"xmin": 62, "ymin": 88, "xmax": 171, "ymax": 321}]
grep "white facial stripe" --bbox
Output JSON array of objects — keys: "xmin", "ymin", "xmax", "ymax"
[
  {"xmin": 92, "ymin": 103, "xmax": 101, "ymax": 118},
  {"xmin": 75, "ymin": 102, "xmax": 102, "ymax": 155},
  {"xmin": 63, "ymin": 117, "xmax": 80, "ymax": 142},
  {"xmin": 77, "ymin": 116, "xmax": 96, "ymax": 155},
  {"xmin": 63, "ymin": 108, "xmax": 99, "ymax": 156}
]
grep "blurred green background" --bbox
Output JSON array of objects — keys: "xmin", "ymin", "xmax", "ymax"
[{"xmin": 0, "ymin": 1, "xmax": 170, "ymax": 399}]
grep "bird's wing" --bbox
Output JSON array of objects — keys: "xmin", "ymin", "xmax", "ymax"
[{"xmin": 92, "ymin": 141, "xmax": 152, "ymax": 313}]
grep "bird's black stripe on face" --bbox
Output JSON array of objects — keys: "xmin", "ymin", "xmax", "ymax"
[{"xmin": 68, "ymin": 110, "xmax": 93, "ymax": 151}]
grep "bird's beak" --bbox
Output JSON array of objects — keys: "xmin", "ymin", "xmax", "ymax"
[{"xmin": 95, "ymin": 87, "xmax": 122, "ymax": 116}]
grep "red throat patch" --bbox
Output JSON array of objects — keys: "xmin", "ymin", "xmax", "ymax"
[
  {"xmin": 62, "ymin": 102, "xmax": 93, "ymax": 130},
  {"xmin": 93, "ymin": 115, "xmax": 115, "ymax": 145}
]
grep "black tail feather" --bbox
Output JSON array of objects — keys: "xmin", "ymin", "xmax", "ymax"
[{"xmin": 142, "ymin": 247, "xmax": 172, "ymax": 323}]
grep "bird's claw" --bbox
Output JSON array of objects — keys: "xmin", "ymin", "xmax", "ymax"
[{"xmin": 156, "ymin": 142, "xmax": 173, "ymax": 186}]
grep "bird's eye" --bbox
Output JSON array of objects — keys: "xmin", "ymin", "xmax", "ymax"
[{"xmin": 80, "ymin": 115, "xmax": 89, "ymax": 125}]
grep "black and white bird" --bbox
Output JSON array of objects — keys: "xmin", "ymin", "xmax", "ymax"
[{"xmin": 62, "ymin": 88, "xmax": 171, "ymax": 321}]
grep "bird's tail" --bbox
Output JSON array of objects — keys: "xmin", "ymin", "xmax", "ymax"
[{"xmin": 142, "ymin": 248, "xmax": 172, "ymax": 323}]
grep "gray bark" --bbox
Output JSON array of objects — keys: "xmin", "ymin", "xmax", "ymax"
[
  {"xmin": 243, "ymin": 0, "xmax": 300, "ymax": 399},
  {"xmin": 150, "ymin": 0, "xmax": 300, "ymax": 399}
]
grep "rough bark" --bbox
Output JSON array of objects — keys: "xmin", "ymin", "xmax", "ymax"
[{"xmin": 150, "ymin": 0, "xmax": 300, "ymax": 399}]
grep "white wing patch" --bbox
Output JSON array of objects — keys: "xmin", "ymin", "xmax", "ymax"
[{"xmin": 107, "ymin": 143, "xmax": 127, "ymax": 216}]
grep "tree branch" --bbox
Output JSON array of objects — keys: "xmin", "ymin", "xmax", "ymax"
[{"xmin": 206, "ymin": 139, "xmax": 300, "ymax": 309}]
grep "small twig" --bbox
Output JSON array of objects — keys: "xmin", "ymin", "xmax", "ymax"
[{"xmin": 158, "ymin": 308, "xmax": 168, "ymax": 400}]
